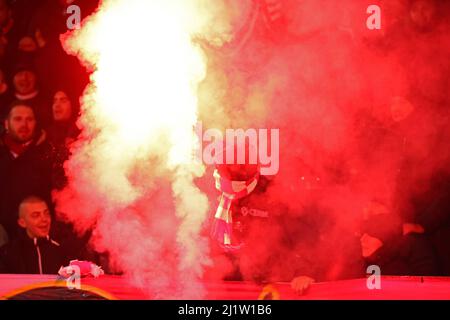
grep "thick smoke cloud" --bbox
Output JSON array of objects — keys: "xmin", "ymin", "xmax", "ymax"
[
  {"xmin": 54, "ymin": 0, "xmax": 244, "ymax": 298},
  {"xmin": 55, "ymin": 0, "xmax": 450, "ymax": 289},
  {"xmin": 198, "ymin": 0, "xmax": 450, "ymax": 281}
]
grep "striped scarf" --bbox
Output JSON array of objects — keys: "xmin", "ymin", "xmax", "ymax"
[{"xmin": 211, "ymin": 169, "xmax": 259, "ymax": 251}]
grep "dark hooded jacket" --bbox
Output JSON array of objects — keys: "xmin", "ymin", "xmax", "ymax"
[{"xmin": 0, "ymin": 229, "xmax": 70, "ymax": 274}]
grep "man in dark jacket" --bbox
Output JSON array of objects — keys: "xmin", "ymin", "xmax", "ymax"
[
  {"xmin": 0, "ymin": 100, "xmax": 56, "ymax": 239},
  {"xmin": 0, "ymin": 195, "xmax": 71, "ymax": 274}
]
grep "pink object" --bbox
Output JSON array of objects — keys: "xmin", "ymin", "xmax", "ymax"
[
  {"xmin": 69, "ymin": 260, "xmax": 93, "ymax": 276},
  {"xmin": 57, "ymin": 260, "xmax": 104, "ymax": 278}
]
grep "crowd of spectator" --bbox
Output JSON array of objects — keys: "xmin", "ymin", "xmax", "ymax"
[{"xmin": 0, "ymin": 0, "xmax": 97, "ymax": 274}]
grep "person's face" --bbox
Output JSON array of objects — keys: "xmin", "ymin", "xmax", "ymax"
[
  {"xmin": 5, "ymin": 106, "xmax": 36, "ymax": 143},
  {"xmin": 18, "ymin": 201, "xmax": 51, "ymax": 239},
  {"xmin": 13, "ymin": 70, "xmax": 37, "ymax": 95},
  {"xmin": 360, "ymin": 233, "xmax": 383, "ymax": 258},
  {"xmin": 52, "ymin": 91, "xmax": 72, "ymax": 121}
]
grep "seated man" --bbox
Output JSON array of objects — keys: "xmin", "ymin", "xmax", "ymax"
[
  {"xmin": 11, "ymin": 60, "xmax": 50, "ymax": 127},
  {"xmin": 0, "ymin": 196, "xmax": 71, "ymax": 274}
]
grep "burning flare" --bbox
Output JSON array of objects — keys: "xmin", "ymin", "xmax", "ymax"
[{"xmin": 55, "ymin": 0, "xmax": 233, "ymax": 298}]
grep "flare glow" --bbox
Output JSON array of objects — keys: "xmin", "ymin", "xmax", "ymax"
[{"xmin": 54, "ymin": 0, "xmax": 232, "ymax": 298}]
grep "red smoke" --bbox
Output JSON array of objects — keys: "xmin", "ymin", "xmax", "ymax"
[
  {"xmin": 199, "ymin": 0, "xmax": 450, "ymax": 281},
  {"xmin": 55, "ymin": 0, "xmax": 450, "ymax": 289}
]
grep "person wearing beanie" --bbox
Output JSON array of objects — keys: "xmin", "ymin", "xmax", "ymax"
[{"xmin": 11, "ymin": 58, "xmax": 51, "ymax": 128}]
